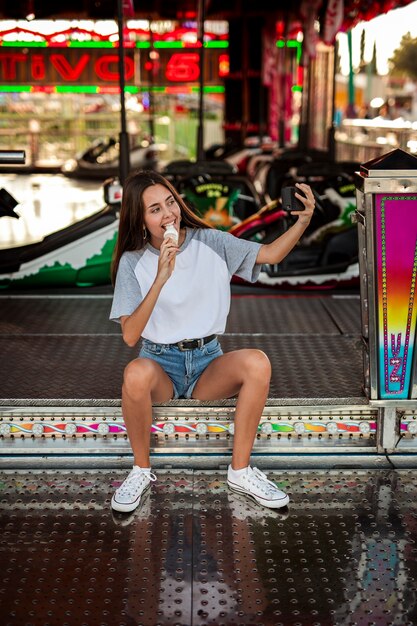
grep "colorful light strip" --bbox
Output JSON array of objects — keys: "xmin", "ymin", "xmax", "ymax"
[{"xmin": 0, "ymin": 420, "xmax": 377, "ymax": 437}]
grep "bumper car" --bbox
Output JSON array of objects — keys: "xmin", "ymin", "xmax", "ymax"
[
  {"xmin": 0, "ymin": 180, "xmax": 121, "ymax": 289},
  {"xmin": 61, "ymin": 137, "xmax": 166, "ymax": 180}
]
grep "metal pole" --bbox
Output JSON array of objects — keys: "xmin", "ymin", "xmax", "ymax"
[
  {"xmin": 148, "ymin": 19, "xmax": 155, "ymax": 142},
  {"xmin": 196, "ymin": 0, "xmax": 206, "ymax": 161},
  {"xmin": 328, "ymin": 43, "xmax": 337, "ymax": 160},
  {"xmin": 277, "ymin": 41, "xmax": 286, "ymax": 148},
  {"xmin": 117, "ymin": 0, "xmax": 130, "ymax": 184},
  {"xmin": 347, "ymin": 30, "xmax": 356, "ymax": 117}
]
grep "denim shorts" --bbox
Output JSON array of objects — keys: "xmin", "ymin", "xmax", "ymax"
[{"xmin": 139, "ymin": 337, "xmax": 223, "ymax": 399}]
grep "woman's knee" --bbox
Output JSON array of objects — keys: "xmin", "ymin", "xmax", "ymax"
[
  {"xmin": 123, "ymin": 358, "xmax": 157, "ymax": 398},
  {"xmin": 242, "ymin": 349, "xmax": 271, "ymax": 384}
]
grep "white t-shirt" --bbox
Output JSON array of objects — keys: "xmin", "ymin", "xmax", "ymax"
[{"xmin": 109, "ymin": 227, "xmax": 262, "ymax": 344}]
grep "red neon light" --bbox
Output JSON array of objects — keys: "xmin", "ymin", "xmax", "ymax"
[
  {"xmin": 0, "ymin": 53, "xmax": 26, "ymax": 79},
  {"xmin": 218, "ymin": 54, "xmax": 229, "ymax": 77},
  {"xmin": 166, "ymin": 86, "xmax": 192, "ymax": 94},
  {"xmin": 98, "ymin": 86, "xmax": 121, "ymax": 94},
  {"xmin": 183, "ymin": 41, "xmax": 202, "ymax": 48},
  {"xmin": 34, "ymin": 85, "xmax": 55, "ymax": 93},
  {"xmin": 166, "ymin": 52, "xmax": 199, "ymax": 82},
  {"xmin": 50, "ymin": 53, "xmax": 89, "ymax": 80},
  {"xmin": 32, "ymin": 54, "xmax": 45, "ymax": 80},
  {"xmin": 95, "ymin": 55, "xmax": 134, "ymax": 80},
  {"xmin": 276, "ymin": 21, "xmax": 285, "ymax": 37},
  {"xmin": 0, "ymin": 52, "xmax": 136, "ymax": 82}
]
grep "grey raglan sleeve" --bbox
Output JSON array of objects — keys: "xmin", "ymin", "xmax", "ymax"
[
  {"xmin": 216, "ymin": 230, "xmax": 263, "ymax": 283},
  {"xmin": 109, "ymin": 253, "xmax": 143, "ymax": 323}
]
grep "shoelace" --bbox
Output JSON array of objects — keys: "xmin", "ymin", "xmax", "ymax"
[
  {"xmin": 249, "ymin": 467, "xmax": 280, "ymax": 495},
  {"xmin": 118, "ymin": 468, "xmax": 157, "ymax": 496}
]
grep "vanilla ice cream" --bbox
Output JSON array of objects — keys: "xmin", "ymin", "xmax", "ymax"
[{"xmin": 163, "ymin": 224, "xmax": 178, "ymax": 245}]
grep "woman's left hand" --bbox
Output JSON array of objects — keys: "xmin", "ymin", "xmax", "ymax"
[{"xmin": 291, "ymin": 183, "xmax": 315, "ymax": 225}]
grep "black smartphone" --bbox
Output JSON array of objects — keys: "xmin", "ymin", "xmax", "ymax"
[{"xmin": 281, "ymin": 186, "xmax": 306, "ymax": 212}]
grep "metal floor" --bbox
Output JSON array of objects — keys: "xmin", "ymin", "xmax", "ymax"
[
  {"xmin": 2, "ymin": 467, "xmax": 417, "ymax": 626},
  {"xmin": 0, "ymin": 293, "xmax": 363, "ymax": 402}
]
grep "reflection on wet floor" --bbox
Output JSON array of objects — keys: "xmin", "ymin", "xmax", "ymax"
[
  {"xmin": 1, "ymin": 468, "xmax": 417, "ymax": 626},
  {"xmin": 0, "ymin": 174, "xmax": 104, "ymax": 249}
]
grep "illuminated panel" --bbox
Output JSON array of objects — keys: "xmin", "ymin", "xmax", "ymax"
[
  {"xmin": 375, "ymin": 194, "xmax": 417, "ymax": 398},
  {"xmin": 0, "ymin": 48, "xmax": 226, "ymax": 86}
]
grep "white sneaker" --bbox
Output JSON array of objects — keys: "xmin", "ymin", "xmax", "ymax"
[
  {"xmin": 227, "ymin": 491, "xmax": 289, "ymax": 522},
  {"xmin": 111, "ymin": 466, "xmax": 157, "ymax": 513},
  {"xmin": 227, "ymin": 466, "xmax": 289, "ymax": 509}
]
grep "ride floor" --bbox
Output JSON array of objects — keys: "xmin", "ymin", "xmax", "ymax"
[
  {"xmin": 0, "ymin": 291, "xmax": 363, "ymax": 402},
  {"xmin": 1, "ymin": 467, "xmax": 417, "ymax": 625},
  {"xmin": 2, "ymin": 291, "xmax": 417, "ymax": 624}
]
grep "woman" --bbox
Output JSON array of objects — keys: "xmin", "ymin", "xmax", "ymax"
[{"xmin": 109, "ymin": 170, "xmax": 315, "ymax": 513}]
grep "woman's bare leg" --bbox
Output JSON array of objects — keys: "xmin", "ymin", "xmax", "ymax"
[
  {"xmin": 122, "ymin": 357, "xmax": 174, "ymax": 467},
  {"xmin": 191, "ymin": 349, "xmax": 271, "ymax": 469}
]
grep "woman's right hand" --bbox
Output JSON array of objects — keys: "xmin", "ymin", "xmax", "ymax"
[
  {"xmin": 121, "ymin": 237, "xmax": 178, "ymax": 347},
  {"xmin": 156, "ymin": 237, "xmax": 178, "ymax": 284}
]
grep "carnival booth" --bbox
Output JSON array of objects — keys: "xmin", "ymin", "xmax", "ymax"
[{"xmin": 355, "ymin": 148, "xmax": 417, "ymax": 454}]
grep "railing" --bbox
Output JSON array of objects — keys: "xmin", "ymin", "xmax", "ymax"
[
  {"xmin": 335, "ymin": 118, "xmax": 417, "ymax": 162},
  {"xmin": 0, "ymin": 113, "xmax": 224, "ymax": 167}
]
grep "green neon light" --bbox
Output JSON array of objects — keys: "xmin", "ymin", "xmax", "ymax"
[
  {"xmin": 276, "ymin": 39, "xmax": 302, "ymax": 64},
  {"xmin": 154, "ymin": 41, "xmax": 183, "ymax": 48},
  {"xmin": 205, "ymin": 41, "xmax": 228, "ymax": 48},
  {"xmin": 0, "ymin": 85, "xmax": 32, "ymax": 92},
  {"xmin": 131, "ymin": 86, "xmax": 166, "ymax": 93},
  {"xmin": 56, "ymin": 85, "xmax": 99, "ymax": 93},
  {"xmin": 192, "ymin": 86, "xmax": 225, "ymax": 93},
  {"xmin": 287, "ymin": 40, "xmax": 302, "ymax": 64},
  {"xmin": 136, "ymin": 42, "xmax": 151, "ymax": 48},
  {"xmin": 1, "ymin": 41, "xmax": 46, "ymax": 47},
  {"xmin": 291, "ymin": 85, "xmax": 303, "ymax": 92},
  {"xmin": 68, "ymin": 41, "xmax": 114, "ymax": 48},
  {"xmin": 56, "ymin": 85, "xmax": 140, "ymax": 93}
]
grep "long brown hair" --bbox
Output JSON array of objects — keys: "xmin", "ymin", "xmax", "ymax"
[{"xmin": 111, "ymin": 169, "xmax": 211, "ymax": 284}]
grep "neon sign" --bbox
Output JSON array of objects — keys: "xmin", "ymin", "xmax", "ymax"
[{"xmin": 0, "ymin": 48, "xmax": 225, "ymax": 86}]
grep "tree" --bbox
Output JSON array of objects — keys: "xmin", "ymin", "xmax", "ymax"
[
  {"xmin": 369, "ymin": 40, "xmax": 377, "ymax": 75},
  {"xmin": 357, "ymin": 30, "xmax": 377, "ymax": 75},
  {"xmin": 334, "ymin": 38, "xmax": 342, "ymax": 74},
  {"xmin": 358, "ymin": 28, "xmax": 366, "ymax": 72},
  {"xmin": 389, "ymin": 32, "xmax": 417, "ymax": 81}
]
